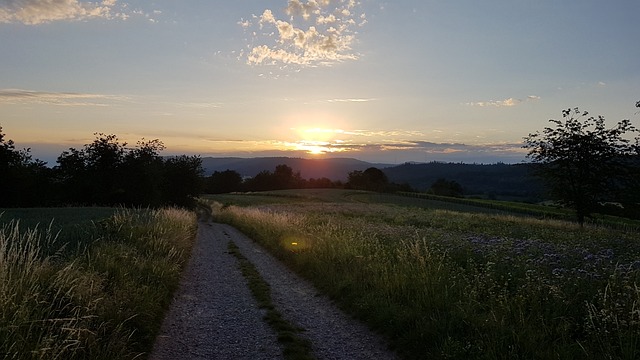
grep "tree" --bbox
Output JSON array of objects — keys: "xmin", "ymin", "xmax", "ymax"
[
  {"xmin": 347, "ymin": 167, "xmax": 389, "ymax": 192},
  {"xmin": 121, "ymin": 139, "xmax": 166, "ymax": 206},
  {"xmin": 206, "ymin": 170, "xmax": 243, "ymax": 194},
  {"xmin": 429, "ymin": 178, "xmax": 464, "ymax": 197},
  {"xmin": 0, "ymin": 126, "xmax": 52, "ymax": 207},
  {"xmin": 55, "ymin": 133, "xmax": 127, "ymax": 205},
  {"xmin": 523, "ymin": 107, "xmax": 640, "ymax": 225},
  {"xmin": 162, "ymin": 155, "xmax": 204, "ymax": 207}
]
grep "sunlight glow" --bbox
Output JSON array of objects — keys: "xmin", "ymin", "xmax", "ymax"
[{"xmin": 288, "ymin": 127, "xmax": 352, "ymax": 155}]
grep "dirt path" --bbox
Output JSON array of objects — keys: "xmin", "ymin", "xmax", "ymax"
[{"xmin": 150, "ymin": 220, "xmax": 397, "ymax": 360}]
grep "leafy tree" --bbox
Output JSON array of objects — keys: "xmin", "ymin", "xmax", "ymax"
[
  {"xmin": 0, "ymin": 126, "xmax": 52, "ymax": 207},
  {"xmin": 55, "ymin": 133, "xmax": 127, "ymax": 205},
  {"xmin": 162, "ymin": 155, "xmax": 204, "ymax": 207},
  {"xmin": 273, "ymin": 164, "xmax": 303, "ymax": 190},
  {"xmin": 206, "ymin": 169, "xmax": 243, "ymax": 194},
  {"xmin": 121, "ymin": 139, "xmax": 166, "ymax": 206},
  {"xmin": 243, "ymin": 164, "xmax": 305, "ymax": 191},
  {"xmin": 347, "ymin": 167, "xmax": 389, "ymax": 192},
  {"xmin": 55, "ymin": 134, "xmax": 203, "ymax": 207},
  {"xmin": 429, "ymin": 178, "xmax": 464, "ymax": 197},
  {"xmin": 523, "ymin": 108, "xmax": 640, "ymax": 225},
  {"xmin": 306, "ymin": 177, "xmax": 335, "ymax": 189}
]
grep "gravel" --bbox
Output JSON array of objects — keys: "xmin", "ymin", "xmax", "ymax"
[
  {"xmin": 149, "ymin": 222, "xmax": 283, "ymax": 360},
  {"xmin": 151, "ymin": 220, "xmax": 398, "ymax": 360}
]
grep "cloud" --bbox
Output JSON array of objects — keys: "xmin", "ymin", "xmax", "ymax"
[
  {"xmin": 241, "ymin": 0, "xmax": 366, "ymax": 67},
  {"xmin": 0, "ymin": 0, "xmax": 130, "ymax": 25},
  {"xmin": 466, "ymin": 95, "xmax": 541, "ymax": 108},
  {"xmin": 0, "ymin": 89, "xmax": 128, "ymax": 106},
  {"xmin": 326, "ymin": 98, "xmax": 376, "ymax": 103}
]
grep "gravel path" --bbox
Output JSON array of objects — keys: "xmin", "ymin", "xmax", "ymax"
[{"xmin": 150, "ymin": 220, "xmax": 398, "ymax": 360}]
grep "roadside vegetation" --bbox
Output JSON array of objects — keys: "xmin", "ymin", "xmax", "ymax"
[
  {"xmin": 0, "ymin": 207, "xmax": 197, "ymax": 359},
  {"xmin": 205, "ymin": 189, "xmax": 640, "ymax": 360}
]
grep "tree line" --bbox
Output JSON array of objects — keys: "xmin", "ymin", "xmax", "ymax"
[
  {"xmin": 1, "ymin": 129, "xmax": 203, "ymax": 208},
  {"xmin": 1, "ymin": 127, "xmax": 419, "ymax": 208},
  {"xmin": 204, "ymin": 164, "xmax": 414, "ymax": 194},
  {"xmin": 5, "ymin": 101, "xmax": 638, "ymax": 225}
]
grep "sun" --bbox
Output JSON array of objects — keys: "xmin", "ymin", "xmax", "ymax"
[{"xmin": 289, "ymin": 127, "xmax": 348, "ymax": 155}]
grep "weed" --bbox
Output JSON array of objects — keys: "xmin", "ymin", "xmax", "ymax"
[
  {"xmin": 205, "ymin": 190, "xmax": 640, "ymax": 359},
  {"xmin": 0, "ymin": 207, "xmax": 197, "ymax": 359}
]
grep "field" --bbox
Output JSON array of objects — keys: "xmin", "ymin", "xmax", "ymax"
[
  {"xmin": 203, "ymin": 189, "xmax": 640, "ymax": 360},
  {"xmin": 0, "ymin": 207, "xmax": 198, "ymax": 359}
]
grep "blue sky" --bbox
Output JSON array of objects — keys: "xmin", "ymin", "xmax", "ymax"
[{"xmin": 1, "ymin": 0, "xmax": 639, "ymax": 165}]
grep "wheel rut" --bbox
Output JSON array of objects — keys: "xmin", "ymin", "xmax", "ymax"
[{"xmin": 150, "ymin": 221, "xmax": 397, "ymax": 360}]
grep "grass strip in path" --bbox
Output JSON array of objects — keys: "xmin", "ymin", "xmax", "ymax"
[{"xmin": 227, "ymin": 241, "xmax": 316, "ymax": 360}]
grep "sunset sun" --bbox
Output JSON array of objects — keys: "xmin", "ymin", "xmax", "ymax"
[{"xmin": 290, "ymin": 127, "xmax": 349, "ymax": 155}]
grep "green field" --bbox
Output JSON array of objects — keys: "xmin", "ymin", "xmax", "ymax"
[
  {"xmin": 204, "ymin": 189, "xmax": 640, "ymax": 360},
  {"xmin": 0, "ymin": 207, "xmax": 197, "ymax": 359}
]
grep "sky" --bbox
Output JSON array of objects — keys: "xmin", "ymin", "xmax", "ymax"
[{"xmin": 1, "ymin": 0, "xmax": 639, "ymax": 165}]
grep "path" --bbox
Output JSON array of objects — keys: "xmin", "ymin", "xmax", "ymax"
[{"xmin": 150, "ymin": 220, "xmax": 397, "ymax": 360}]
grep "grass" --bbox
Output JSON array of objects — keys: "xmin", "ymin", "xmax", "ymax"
[
  {"xmin": 227, "ymin": 241, "xmax": 315, "ymax": 360},
  {"xmin": 204, "ymin": 189, "xmax": 640, "ymax": 360},
  {"xmin": 0, "ymin": 207, "xmax": 197, "ymax": 359}
]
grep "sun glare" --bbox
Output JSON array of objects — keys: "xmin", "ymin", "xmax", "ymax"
[{"xmin": 289, "ymin": 127, "xmax": 350, "ymax": 155}]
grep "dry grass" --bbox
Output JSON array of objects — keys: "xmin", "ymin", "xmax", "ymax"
[
  {"xmin": 0, "ymin": 207, "xmax": 197, "ymax": 359},
  {"xmin": 206, "ymin": 197, "xmax": 640, "ymax": 359}
]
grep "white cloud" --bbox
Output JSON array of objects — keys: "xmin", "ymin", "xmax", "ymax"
[
  {"xmin": 241, "ymin": 0, "xmax": 366, "ymax": 67},
  {"xmin": 0, "ymin": 89, "xmax": 127, "ymax": 106},
  {"xmin": 466, "ymin": 95, "xmax": 541, "ymax": 108},
  {"xmin": 0, "ymin": 0, "xmax": 130, "ymax": 25}
]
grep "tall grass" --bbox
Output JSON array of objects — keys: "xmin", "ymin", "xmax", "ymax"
[
  {"xmin": 0, "ymin": 207, "xmax": 197, "ymax": 359},
  {"xmin": 207, "ymin": 199, "xmax": 640, "ymax": 359}
]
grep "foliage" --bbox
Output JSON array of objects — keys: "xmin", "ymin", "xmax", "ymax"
[
  {"xmin": 205, "ymin": 169, "xmax": 243, "ymax": 194},
  {"xmin": 523, "ymin": 108, "xmax": 640, "ymax": 225},
  {"xmin": 205, "ymin": 190, "xmax": 640, "ymax": 360},
  {"xmin": 242, "ymin": 164, "xmax": 305, "ymax": 191},
  {"xmin": 0, "ymin": 127, "xmax": 204, "ymax": 208},
  {"xmin": 0, "ymin": 207, "xmax": 197, "ymax": 359},
  {"xmin": 347, "ymin": 167, "xmax": 390, "ymax": 192},
  {"xmin": 0, "ymin": 126, "xmax": 53, "ymax": 207},
  {"xmin": 429, "ymin": 178, "xmax": 464, "ymax": 197}
]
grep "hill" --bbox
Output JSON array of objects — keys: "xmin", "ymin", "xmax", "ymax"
[
  {"xmin": 200, "ymin": 157, "xmax": 390, "ymax": 181},
  {"xmin": 383, "ymin": 162, "xmax": 543, "ymax": 201},
  {"xmin": 201, "ymin": 157, "xmax": 544, "ymax": 201}
]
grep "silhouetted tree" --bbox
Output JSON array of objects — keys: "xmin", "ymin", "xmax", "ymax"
[
  {"xmin": 0, "ymin": 126, "xmax": 52, "ymax": 207},
  {"xmin": 55, "ymin": 134, "xmax": 203, "ymax": 207},
  {"xmin": 121, "ymin": 139, "xmax": 166, "ymax": 206},
  {"xmin": 55, "ymin": 133, "xmax": 127, "ymax": 205},
  {"xmin": 306, "ymin": 177, "xmax": 335, "ymax": 189},
  {"xmin": 244, "ymin": 170, "xmax": 275, "ymax": 191},
  {"xmin": 347, "ymin": 167, "xmax": 389, "ymax": 192},
  {"xmin": 273, "ymin": 164, "xmax": 302, "ymax": 190},
  {"xmin": 523, "ymin": 107, "xmax": 640, "ymax": 225},
  {"xmin": 242, "ymin": 164, "xmax": 306, "ymax": 191},
  {"xmin": 162, "ymin": 155, "xmax": 204, "ymax": 207},
  {"xmin": 429, "ymin": 178, "xmax": 464, "ymax": 197},
  {"xmin": 206, "ymin": 169, "xmax": 243, "ymax": 194}
]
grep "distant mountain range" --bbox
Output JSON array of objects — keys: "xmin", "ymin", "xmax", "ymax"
[
  {"xmin": 201, "ymin": 157, "xmax": 392, "ymax": 181},
  {"xmin": 201, "ymin": 157, "xmax": 544, "ymax": 201}
]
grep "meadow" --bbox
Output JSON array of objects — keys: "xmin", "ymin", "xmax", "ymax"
[
  {"xmin": 204, "ymin": 189, "xmax": 640, "ymax": 360},
  {"xmin": 0, "ymin": 207, "xmax": 197, "ymax": 359}
]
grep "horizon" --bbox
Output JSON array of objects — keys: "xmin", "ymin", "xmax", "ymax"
[
  {"xmin": 20, "ymin": 139, "xmax": 529, "ymax": 167},
  {"xmin": 2, "ymin": 1, "xmax": 639, "ymax": 165}
]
